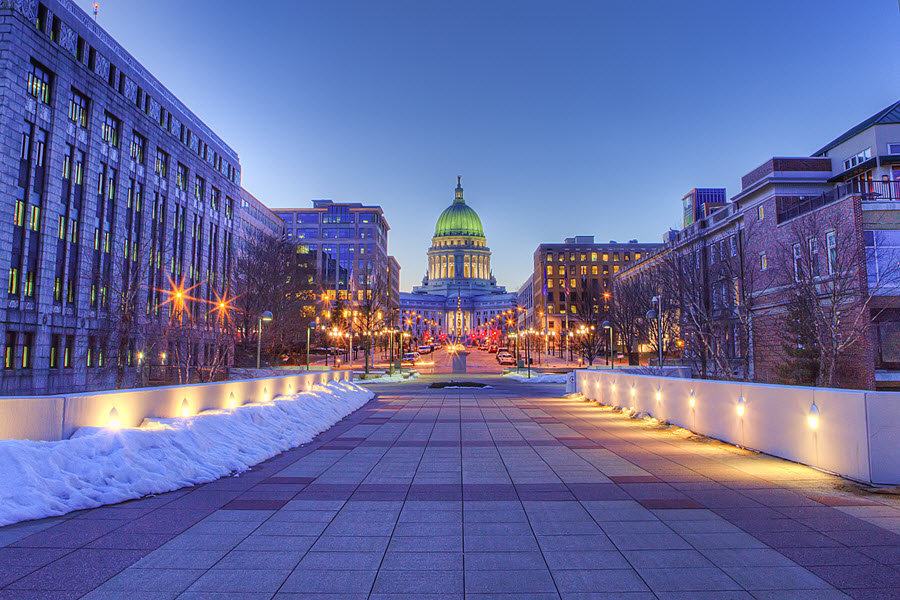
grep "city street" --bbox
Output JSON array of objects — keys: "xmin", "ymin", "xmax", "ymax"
[{"xmin": 2, "ymin": 376, "xmax": 899, "ymax": 598}]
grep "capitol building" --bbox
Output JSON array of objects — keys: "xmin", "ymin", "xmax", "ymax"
[{"xmin": 399, "ymin": 179, "xmax": 516, "ymax": 341}]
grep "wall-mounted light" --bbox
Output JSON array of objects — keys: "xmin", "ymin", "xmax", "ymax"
[
  {"xmin": 263, "ymin": 387, "xmax": 269, "ymax": 402},
  {"xmin": 630, "ymin": 385, "xmax": 636, "ymax": 397},
  {"xmin": 181, "ymin": 398, "xmax": 190, "ymax": 417},
  {"xmin": 737, "ymin": 396, "xmax": 745, "ymax": 417},
  {"xmin": 689, "ymin": 390, "xmax": 695, "ymax": 408},
  {"xmin": 808, "ymin": 403, "xmax": 820, "ymax": 430},
  {"xmin": 611, "ymin": 383, "xmax": 616, "ymax": 392},
  {"xmin": 655, "ymin": 387, "xmax": 661, "ymax": 401},
  {"xmin": 229, "ymin": 392, "xmax": 236, "ymax": 409},
  {"xmin": 108, "ymin": 407, "xmax": 121, "ymax": 429}
]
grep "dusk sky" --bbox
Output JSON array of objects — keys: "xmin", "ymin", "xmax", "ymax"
[{"xmin": 77, "ymin": 0, "xmax": 900, "ymax": 292}]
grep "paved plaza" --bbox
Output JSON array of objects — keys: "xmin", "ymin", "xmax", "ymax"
[{"xmin": 2, "ymin": 376, "xmax": 900, "ymax": 599}]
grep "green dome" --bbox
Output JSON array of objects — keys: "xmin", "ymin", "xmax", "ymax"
[{"xmin": 434, "ymin": 181, "xmax": 484, "ymax": 237}]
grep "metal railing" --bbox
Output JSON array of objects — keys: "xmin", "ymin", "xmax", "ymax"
[
  {"xmin": 776, "ymin": 179, "xmax": 900, "ymax": 223},
  {"xmin": 838, "ymin": 179, "xmax": 900, "ymax": 202}
]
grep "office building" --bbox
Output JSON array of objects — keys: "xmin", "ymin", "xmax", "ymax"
[
  {"xmin": 532, "ymin": 237, "xmax": 661, "ymax": 336},
  {"xmin": 0, "ymin": 0, "xmax": 252, "ymax": 394},
  {"xmin": 273, "ymin": 200, "xmax": 393, "ymax": 308}
]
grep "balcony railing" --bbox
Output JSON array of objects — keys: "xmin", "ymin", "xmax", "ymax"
[
  {"xmin": 838, "ymin": 179, "xmax": 900, "ymax": 202},
  {"xmin": 775, "ymin": 189, "xmax": 839, "ymax": 224},
  {"xmin": 776, "ymin": 180, "xmax": 900, "ymax": 223}
]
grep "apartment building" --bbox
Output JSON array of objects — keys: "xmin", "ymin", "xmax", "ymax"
[{"xmin": 618, "ymin": 100, "xmax": 900, "ymax": 390}]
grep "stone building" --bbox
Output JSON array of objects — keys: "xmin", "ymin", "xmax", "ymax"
[
  {"xmin": 400, "ymin": 179, "xmax": 516, "ymax": 342},
  {"xmin": 0, "ymin": 0, "xmax": 260, "ymax": 394}
]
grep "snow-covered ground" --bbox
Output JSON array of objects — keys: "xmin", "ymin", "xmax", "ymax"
[
  {"xmin": 355, "ymin": 371, "xmax": 419, "ymax": 384},
  {"xmin": 0, "ymin": 381, "xmax": 373, "ymax": 527},
  {"xmin": 504, "ymin": 372, "xmax": 568, "ymax": 384}
]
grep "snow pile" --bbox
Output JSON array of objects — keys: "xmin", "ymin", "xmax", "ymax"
[
  {"xmin": 504, "ymin": 372, "xmax": 568, "ymax": 384},
  {"xmin": 0, "ymin": 381, "xmax": 373, "ymax": 526}
]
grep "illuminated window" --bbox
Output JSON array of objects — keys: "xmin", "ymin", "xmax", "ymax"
[
  {"xmin": 26, "ymin": 62, "xmax": 51, "ymax": 104},
  {"xmin": 101, "ymin": 111, "xmax": 120, "ymax": 146},
  {"xmin": 591, "ymin": 252, "xmax": 598, "ymax": 261},
  {"xmin": 760, "ymin": 252, "xmax": 768, "ymax": 271},
  {"xmin": 130, "ymin": 132, "xmax": 146, "ymax": 163},
  {"xmin": 67, "ymin": 89, "xmax": 89, "ymax": 127},
  {"xmin": 757, "ymin": 205, "xmax": 764, "ymax": 221}
]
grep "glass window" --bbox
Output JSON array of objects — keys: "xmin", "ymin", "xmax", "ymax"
[
  {"xmin": 68, "ymin": 89, "xmax": 88, "ymax": 127},
  {"xmin": 155, "ymin": 149, "xmax": 168, "ymax": 177},
  {"xmin": 27, "ymin": 62, "xmax": 51, "ymax": 104},
  {"xmin": 130, "ymin": 132, "xmax": 146, "ymax": 163},
  {"xmin": 826, "ymin": 231, "xmax": 836, "ymax": 275},
  {"xmin": 101, "ymin": 111, "xmax": 119, "ymax": 146}
]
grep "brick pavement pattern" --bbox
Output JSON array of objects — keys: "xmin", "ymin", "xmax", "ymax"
[{"xmin": 2, "ymin": 375, "xmax": 900, "ymax": 599}]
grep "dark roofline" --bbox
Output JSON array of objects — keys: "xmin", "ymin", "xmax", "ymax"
[{"xmin": 814, "ymin": 100, "xmax": 900, "ymax": 156}]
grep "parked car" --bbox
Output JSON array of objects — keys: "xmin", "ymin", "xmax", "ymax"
[
  {"xmin": 401, "ymin": 352, "xmax": 420, "ymax": 364},
  {"xmin": 497, "ymin": 352, "xmax": 516, "ymax": 365},
  {"xmin": 488, "ymin": 345, "xmax": 499, "ymax": 353},
  {"xmin": 417, "ymin": 345, "xmax": 433, "ymax": 355}
]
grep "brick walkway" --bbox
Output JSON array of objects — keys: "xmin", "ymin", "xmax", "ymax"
[{"xmin": 2, "ymin": 375, "xmax": 900, "ymax": 599}]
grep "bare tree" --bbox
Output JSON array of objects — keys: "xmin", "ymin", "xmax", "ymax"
[
  {"xmin": 349, "ymin": 261, "xmax": 389, "ymax": 375},
  {"xmin": 571, "ymin": 280, "xmax": 606, "ymax": 365},
  {"xmin": 774, "ymin": 208, "xmax": 891, "ymax": 388},
  {"xmin": 231, "ymin": 235, "xmax": 317, "ymax": 367},
  {"xmin": 92, "ymin": 230, "xmax": 156, "ymax": 388},
  {"xmin": 611, "ymin": 270, "xmax": 655, "ymax": 365}
]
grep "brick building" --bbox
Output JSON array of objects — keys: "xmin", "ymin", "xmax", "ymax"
[
  {"xmin": 0, "ymin": 0, "xmax": 285, "ymax": 394},
  {"xmin": 531, "ymin": 237, "xmax": 661, "ymax": 341},
  {"xmin": 617, "ymin": 100, "xmax": 900, "ymax": 390}
]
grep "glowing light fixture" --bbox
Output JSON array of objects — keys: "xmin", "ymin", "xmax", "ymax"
[
  {"xmin": 808, "ymin": 403, "xmax": 820, "ymax": 430},
  {"xmin": 229, "ymin": 392, "xmax": 236, "ymax": 409},
  {"xmin": 689, "ymin": 390, "xmax": 695, "ymax": 408},
  {"xmin": 108, "ymin": 407, "xmax": 121, "ymax": 429},
  {"xmin": 737, "ymin": 397, "xmax": 745, "ymax": 417},
  {"xmin": 656, "ymin": 387, "xmax": 661, "ymax": 401},
  {"xmin": 611, "ymin": 383, "xmax": 616, "ymax": 392},
  {"xmin": 630, "ymin": 385, "xmax": 636, "ymax": 397},
  {"xmin": 181, "ymin": 398, "xmax": 190, "ymax": 417}
]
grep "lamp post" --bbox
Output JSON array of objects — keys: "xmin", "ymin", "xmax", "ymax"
[
  {"xmin": 306, "ymin": 321, "xmax": 317, "ymax": 370},
  {"xmin": 647, "ymin": 295, "xmax": 663, "ymax": 368},
  {"xmin": 603, "ymin": 320, "xmax": 614, "ymax": 369},
  {"xmin": 256, "ymin": 310, "xmax": 273, "ymax": 369}
]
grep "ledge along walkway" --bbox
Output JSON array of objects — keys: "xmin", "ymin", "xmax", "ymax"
[{"xmin": 2, "ymin": 374, "xmax": 900, "ymax": 599}]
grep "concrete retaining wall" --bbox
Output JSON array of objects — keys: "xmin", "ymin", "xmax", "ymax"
[
  {"xmin": 0, "ymin": 371, "xmax": 352, "ymax": 442},
  {"xmin": 574, "ymin": 370, "xmax": 900, "ymax": 486}
]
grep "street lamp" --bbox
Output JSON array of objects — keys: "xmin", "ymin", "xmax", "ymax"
[
  {"xmin": 647, "ymin": 295, "xmax": 663, "ymax": 368},
  {"xmin": 306, "ymin": 321, "xmax": 317, "ymax": 371},
  {"xmin": 602, "ymin": 321, "xmax": 614, "ymax": 370},
  {"xmin": 256, "ymin": 310, "xmax": 273, "ymax": 369}
]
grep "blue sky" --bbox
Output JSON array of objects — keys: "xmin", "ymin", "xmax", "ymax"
[{"xmin": 77, "ymin": 0, "xmax": 900, "ymax": 291}]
